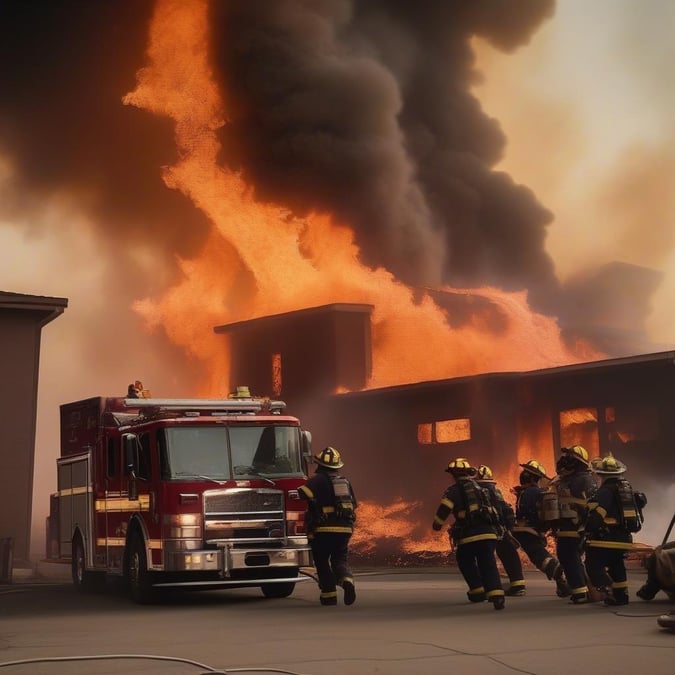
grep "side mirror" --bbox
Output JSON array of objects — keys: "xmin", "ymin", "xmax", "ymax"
[
  {"xmin": 301, "ymin": 430, "xmax": 313, "ymax": 475},
  {"xmin": 301, "ymin": 430, "xmax": 312, "ymax": 457},
  {"xmin": 123, "ymin": 433, "xmax": 138, "ymax": 501}
]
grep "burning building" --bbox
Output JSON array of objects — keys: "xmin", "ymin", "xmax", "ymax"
[
  {"xmin": 2, "ymin": 2, "xmax": 675, "ymax": 563},
  {"xmin": 216, "ymin": 304, "xmax": 675, "ymax": 559}
]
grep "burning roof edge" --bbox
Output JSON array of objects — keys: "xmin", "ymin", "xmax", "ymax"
[
  {"xmin": 213, "ymin": 302, "xmax": 374, "ymax": 333},
  {"xmin": 0, "ymin": 290, "xmax": 68, "ymax": 327},
  {"xmin": 333, "ymin": 349, "xmax": 675, "ymax": 399}
]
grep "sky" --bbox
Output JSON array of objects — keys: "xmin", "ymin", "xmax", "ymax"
[{"xmin": 0, "ymin": 0, "xmax": 673, "ymax": 552}]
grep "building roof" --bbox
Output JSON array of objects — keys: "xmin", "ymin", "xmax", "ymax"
[
  {"xmin": 214, "ymin": 303, "xmax": 374, "ymax": 333},
  {"xmin": 333, "ymin": 349, "xmax": 675, "ymax": 399},
  {"xmin": 0, "ymin": 290, "xmax": 68, "ymax": 327}
]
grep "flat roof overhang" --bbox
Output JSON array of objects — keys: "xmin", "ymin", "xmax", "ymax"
[{"xmin": 0, "ymin": 290, "xmax": 68, "ymax": 327}]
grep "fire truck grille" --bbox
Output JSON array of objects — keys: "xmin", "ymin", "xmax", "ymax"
[{"xmin": 203, "ymin": 488, "xmax": 285, "ymax": 543}]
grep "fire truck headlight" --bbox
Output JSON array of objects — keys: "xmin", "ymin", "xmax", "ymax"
[
  {"xmin": 286, "ymin": 510, "xmax": 306, "ymax": 536},
  {"xmin": 163, "ymin": 513, "xmax": 202, "ymax": 539}
]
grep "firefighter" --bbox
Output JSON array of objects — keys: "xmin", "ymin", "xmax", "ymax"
[
  {"xmin": 636, "ymin": 541, "xmax": 675, "ymax": 602},
  {"xmin": 432, "ymin": 458, "xmax": 506, "ymax": 610},
  {"xmin": 511, "ymin": 459, "xmax": 572, "ymax": 597},
  {"xmin": 583, "ymin": 453, "xmax": 647, "ymax": 606},
  {"xmin": 476, "ymin": 464, "xmax": 526, "ymax": 596},
  {"xmin": 298, "ymin": 446, "xmax": 357, "ymax": 606},
  {"xmin": 551, "ymin": 445, "xmax": 597, "ymax": 604}
]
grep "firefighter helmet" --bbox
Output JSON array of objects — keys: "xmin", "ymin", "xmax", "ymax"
[
  {"xmin": 519, "ymin": 459, "xmax": 548, "ymax": 479},
  {"xmin": 314, "ymin": 446, "xmax": 344, "ymax": 469},
  {"xmin": 562, "ymin": 445, "xmax": 590, "ymax": 467},
  {"xmin": 591, "ymin": 453, "xmax": 626, "ymax": 475},
  {"xmin": 476, "ymin": 465, "xmax": 494, "ymax": 481},
  {"xmin": 445, "ymin": 457, "xmax": 476, "ymax": 476}
]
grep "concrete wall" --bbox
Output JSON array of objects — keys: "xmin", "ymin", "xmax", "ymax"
[{"xmin": 0, "ymin": 293, "xmax": 66, "ymax": 564}]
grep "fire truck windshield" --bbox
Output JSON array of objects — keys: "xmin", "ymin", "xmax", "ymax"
[{"xmin": 159, "ymin": 424, "xmax": 304, "ymax": 480}]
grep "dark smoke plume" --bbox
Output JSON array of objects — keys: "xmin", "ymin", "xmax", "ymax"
[
  {"xmin": 0, "ymin": 0, "xmax": 662, "ymax": 357},
  {"xmin": 210, "ymin": 0, "xmax": 559, "ymax": 307},
  {"xmin": 0, "ymin": 0, "xmax": 210, "ymax": 269}
]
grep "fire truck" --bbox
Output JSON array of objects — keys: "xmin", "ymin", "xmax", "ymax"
[{"xmin": 47, "ymin": 389, "xmax": 314, "ymax": 603}]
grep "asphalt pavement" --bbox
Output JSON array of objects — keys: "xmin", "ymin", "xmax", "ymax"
[{"xmin": 1, "ymin": 562, "xmax": 674, "ymax": 675}]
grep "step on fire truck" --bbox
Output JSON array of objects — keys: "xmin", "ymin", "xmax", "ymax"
[{"xmin": 47, "ymin": 388, "xmax": 314, "ymax": 603}]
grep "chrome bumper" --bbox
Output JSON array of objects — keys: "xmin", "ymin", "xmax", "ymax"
[{"xmin": 163, "ymin": 539, "xmax": 313, "ymax": 575}]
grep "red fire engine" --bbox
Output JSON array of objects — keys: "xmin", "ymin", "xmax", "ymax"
[{"xmin": 47, "ymin": 389, "xmax": 314, "ymax": 603}]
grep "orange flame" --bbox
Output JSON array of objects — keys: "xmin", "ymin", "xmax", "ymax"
[
  {"xmin": 119, "ymin": 1, "xmax": 607, "ymax": 558},
  {"xmin": 351, "ymin": 499, "xmax": 447, "ymax": 556},
  {"xmin": 124, "ymin": 0, "xmax": 601, "ymax": 399}
]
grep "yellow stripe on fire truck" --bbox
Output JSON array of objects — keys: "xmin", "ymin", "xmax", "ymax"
[
  {"xmin": 94, "ymin": 494, "xmax": 151, "ymax": 512},
  {"xmin": 96, "ymin": 538, "xmax": 162, "ymax": 549},
  {"xmin": 58, "ymin": 487, "xmax": 90, "ymax": 497}
]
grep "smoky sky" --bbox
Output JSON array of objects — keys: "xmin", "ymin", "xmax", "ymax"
[
  {"xmin": 210, "ymin": 0, "xmax": 560, "ymax": 306},
  {"xmin": 0, "ymin": 0, "xmax": 209, "ymax": 267},
  {"xmin": 0, "ymin": 0, "xmax": 661, "ymax": 356}
]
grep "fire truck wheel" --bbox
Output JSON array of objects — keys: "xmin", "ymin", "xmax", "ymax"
[
  {"xmin": 261, "ymin": 582, "xmax": 296, "ymax": 599},
  {"xmin": 72, "ymin": 535, "xmax": 103, "ymax": 592},
  {"xmin": 71, "ymin": 535, "xmax": 91, "ymax": 592},
  {"xmin": 128, "ymin": 533, "xmax": 155, "ymax": 604}
]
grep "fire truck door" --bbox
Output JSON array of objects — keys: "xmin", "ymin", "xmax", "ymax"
[{"xmin": 103, "ymin": 434, "xmax": 126, "ymax": 573}]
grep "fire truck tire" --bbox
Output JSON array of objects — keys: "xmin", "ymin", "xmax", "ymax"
[
  {"xmin": 72, "ymin": 535, "xmax": 103, "ymax": 592},
  {"xmin": 128, "ymin": 533, "xmax": 155, "ymax": 604},
  {"xmin": 261, "ymin": 582, "xmax": 296, "ymax": 598}
]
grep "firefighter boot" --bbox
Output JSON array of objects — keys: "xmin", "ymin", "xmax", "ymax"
[
  {"xmin": 467, "ymin": 587, "xmax": 486, "ymax": 603},
  {"xmin": 341, "ymin": 578, "xmax": 356, "ymax": 606},
  {"xmin": 492, "ymin": 596, "xmax": 506, "ymax": 611},
  {"xmin": 505, "ymin": 581, "xmax": 526, "ymax": 597},
  {"xmin": 636, "ymin": 581, "xmax": 660, "ymax": 601},
  {"xmin": 555, "ymin": 577, "xmax": 572, "ymax": 598},
  {"xmin": 320, "ymin": 590, "xmax": 338, "ymax": 606},
  {"xmin": 569, "ymin": 590, "xmax": 589, "ymax": 604},
  {"xmin": 604, "ymin": 588, "xmax": 629, "ymax": 606},
  {"xmin": 657, "ymin": 611, "xmax": 675, "ymax": 631}
]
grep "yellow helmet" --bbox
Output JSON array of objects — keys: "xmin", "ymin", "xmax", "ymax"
[
  {"xmin": 476, "ymin": 465, "xmax": 494, "ymax": 480},
  {"xmin": 445, "ymin": 457, "xmax": 476, "ymax": 475},
  {"xmin": 591, "ymin": 453, "xmax": 626, "ymax": 475},
  {"xmin": 562, "ymin": 445, "xmax": 590, "ymax": 467},
  {"xmin": 314, "ymin": 446, "xmax": 344, "ymax": 469},
  {"xmin": 519, "ymin": 459, "xmax": 548, "ymax": 479}
]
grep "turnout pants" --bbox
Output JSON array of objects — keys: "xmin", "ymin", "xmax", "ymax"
[
  {"xmin": 514, "ymin": 531, "xmax": 563, "ymax": 579},
  {"xmin": 456, "ymin": 539, "xmax": 504, "ymax": 600},
  {"xmin": 584, "ymin": 546, "xmax": 628, "ymax": 598},
  {"xmin": 496, "ymin": 536, "xmax": 525, "ymax": 591},
  {"xmin": 309, "ymin": 533, "xmax": 352, "ymax": 604},
  {"xmin": 556, "ymin": 535, "xmax": 588, "ymax": 595}
]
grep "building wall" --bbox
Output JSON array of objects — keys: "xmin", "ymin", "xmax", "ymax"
[
  {"xmin": 0, "ymin": 292, "xmax": 66, "ymax": 565},
  {"xmin": 222, "ymin": 304, "xmax": 372, "ymax": 402},
  {"xmin": 222, "ymin": 304, "xmax": 675, "ymax": 548},
  {"xmin": 0, "ymin": 310, "xmax": 44, "ymax": 563}
]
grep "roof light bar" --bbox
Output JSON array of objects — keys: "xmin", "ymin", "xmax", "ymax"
[{"xmin": 122, "ymin": 398, "xmax": 286, "ymax": 413}]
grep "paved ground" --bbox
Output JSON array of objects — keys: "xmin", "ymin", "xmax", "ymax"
[{"xmin": 1, "ymin": 563, "xmax": 673, "ymax": 675}]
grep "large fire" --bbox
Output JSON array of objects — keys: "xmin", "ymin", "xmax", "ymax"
[
  {"xmin": 124, "ymin": 0, "xmax": 602, "ymax": 560},
  {"xmin": 125, "ymin": 0, "xmax": 599, "ymax": 396}
]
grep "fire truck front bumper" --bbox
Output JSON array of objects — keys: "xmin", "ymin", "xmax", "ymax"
[{"xmin": 160, "ymin": 538, "xmax": 313, "ymax": 581}]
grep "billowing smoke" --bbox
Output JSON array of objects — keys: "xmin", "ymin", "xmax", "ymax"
[
  {"xmin": 210, "ymin": 1, "xmax": 557, "ymax": 300},
  {"xmin": 0, "ymin": 0, "xmax": 210, "ymax": 277},
  {"xmin": 0, "ymin": 0, "xmax": 661, "ymax": 356}
]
